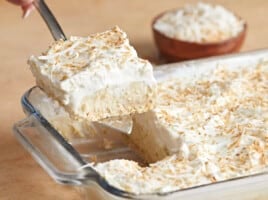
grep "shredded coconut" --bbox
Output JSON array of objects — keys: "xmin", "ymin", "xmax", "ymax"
[{"xmin": 154, "ymin": 2, "xmax": 245, "ymax": 43}]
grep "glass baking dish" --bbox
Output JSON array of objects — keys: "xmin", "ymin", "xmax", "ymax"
[{"xmin": 13, "ymin": 49, "xmax": 268, "ymax": 200}]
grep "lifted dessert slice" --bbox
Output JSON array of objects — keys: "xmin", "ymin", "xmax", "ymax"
[{"xmin": 29, "ymin": 26, "xmax": 156, "ymax": 121}]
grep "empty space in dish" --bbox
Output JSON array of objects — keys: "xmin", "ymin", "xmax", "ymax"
[
  {"xmin": 24, "ymin": 88, "xmax": 145, "ymax": 165},
  {"xmin": 68, "ymin": 124, "xmax": 144, "ymax": 164}
]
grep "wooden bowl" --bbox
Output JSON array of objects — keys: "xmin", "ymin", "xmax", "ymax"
[{"xmin": 152, "ymin": 10, "xmax": 247, "ymax": 62}]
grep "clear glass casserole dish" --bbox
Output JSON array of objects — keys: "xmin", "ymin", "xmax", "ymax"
[{"xmin": 13, "ymin": 49, "xmax": 268, "ymax": 200}]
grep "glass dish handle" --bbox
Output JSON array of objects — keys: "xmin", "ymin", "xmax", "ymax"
[{"xmin": 13, "ymin": 114, "xmax": 98, "ymax": 185}]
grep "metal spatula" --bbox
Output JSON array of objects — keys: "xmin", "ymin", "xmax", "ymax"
[{"xmin": 33, "ymin": 0, "xmax": 66, "ymax": 41}]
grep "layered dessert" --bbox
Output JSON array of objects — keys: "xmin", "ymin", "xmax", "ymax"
[
  {"xmin": 130, "ymin": 61, "xmax": 268, "ymax": 163},
  {"xmin": 29, "ymin": 87, "xmax": 134, "ymax": 139},
  {"xmin": 29, "ymin": 26, "xmax": 156, "ymax": 121},
  {"xmin": 29, "ymin": 87, "xmax": 95, "ymax": 139},
  {"xmin": 154, "ymin": 2, "xmax": 245, "ymax": 43},
  {"xmin": 27, "ymin": 23, "xmax": 267, "ymax": 195},
  {"xmin": 93, "ymin": 60, "xmax": 268, "ymax": 194}
]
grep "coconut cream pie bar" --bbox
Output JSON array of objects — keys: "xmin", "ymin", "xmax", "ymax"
[
  {"xmin": 130, "ymin": 61, "xmax": 268, "ymax": 163},
  {"xmin": 29, "ymin": 26, "xmax": 156, "ymax": 121},
  {"xmin": 93, "ymin": 61, "xmax": 268, "ymax": 194}
]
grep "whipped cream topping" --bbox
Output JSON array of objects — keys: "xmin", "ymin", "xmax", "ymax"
[
  {"xmin": 29, "ymin": 26, "xmax": 156, "ymax": 121},
  {"xmin": 94, "ymin": 60, "xmax": 268, "ymax": 194},
  {"xmin": 154, "ymin": 2, "xmax": 245, "ymax": 43}
]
